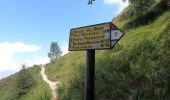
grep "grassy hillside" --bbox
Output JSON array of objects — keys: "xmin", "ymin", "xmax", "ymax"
[
  {"xmin": 0, "ymin": 1, "xmax": 169, "ymax": 100},
  {"xmin": 45, "ymin": 1, "xmax": 170, "ymax": 100},
  {"xmin": 0, "ymin": 66, "xmax": 51, "ymax": 100}
]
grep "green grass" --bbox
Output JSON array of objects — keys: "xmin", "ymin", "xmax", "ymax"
[
  {"xmin": 45, "ymin": 51, "xmax": 86, "ymax": 85},
  {"xmin": 0, "ymin": 74, "xmax": 18, "ymax": 100},
  {"xmin": 45, "ymin": 3, "xmax": 170, "ymax": 100},
  {"xmin": 0, "ymin": 66, "xmax": 51, "ymax": 100},
  {"xmin": 0, "ymin": 1, "xmax": 169, "ymax": 100}
]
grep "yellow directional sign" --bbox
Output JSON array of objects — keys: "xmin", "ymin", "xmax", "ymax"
[{"xmin": 69, "ymin": 22, "xmax": 124, "ymax": 51}]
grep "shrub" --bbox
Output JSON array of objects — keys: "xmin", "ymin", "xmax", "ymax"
[
  {"xmin": 124, "ymin": 1, "xmax": 169, "ymax": 29},
  {"xmin": 16, "ymin": 65, "xmax": 35, "ymax": 98}
]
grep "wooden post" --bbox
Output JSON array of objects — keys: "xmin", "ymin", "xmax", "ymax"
[{"xmin": 85, "ymin": 50, "xmax": 95, "ymax": 100}]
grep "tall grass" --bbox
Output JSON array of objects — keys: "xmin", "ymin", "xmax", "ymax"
[
  {"xmin": 45, "ymin": 3, "xmax": 170, "ymax": 100},
  {"xmin": 58, "ymin": 24, "xmax": 170, "ymax": 99},
  {"xmin": 0, "ymin": 66, "xmax": 51, "ymax": 100}
]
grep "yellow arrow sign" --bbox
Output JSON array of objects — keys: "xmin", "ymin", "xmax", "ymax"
[{"xmin": 68, "ymin": 22, "xmax": 124, "ymax": 51}]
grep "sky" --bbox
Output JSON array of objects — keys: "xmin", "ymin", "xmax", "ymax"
[{"xmin": 0, "ymin": 0, "xmax": 128, "ymax": 79}]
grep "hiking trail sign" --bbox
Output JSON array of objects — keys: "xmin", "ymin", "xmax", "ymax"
[
  {"xmin": 68, "ymin": 22, "xmax": 124, "ymax": 100},
  {"xmin": 69, "ymin": 22, "xmax": 124, "ymax": 51}
]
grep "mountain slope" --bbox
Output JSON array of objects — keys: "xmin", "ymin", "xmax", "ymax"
[
  {"xmin": 0, "ymin": 1, "xmax": 169, "ymax": 100},
  {"xmin": 45, "ymin": 2, "xmax": 170, "ymax": 100},
  {"xmin": 0, "ymin": 66, "xmax": 51, "ymax": 100}
]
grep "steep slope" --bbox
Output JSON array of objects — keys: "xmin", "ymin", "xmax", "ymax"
[
  {"xmin": 45, "ymin": 2, "xmax": 170, "ymax": 100},
  {"xmin": 0, "ymin": 66, "xmax": 51, "ymax": 100},
  {"xmin": 40, "ymin": 65, "xmax": 59, "ymax": 100},
  {"xmin": 0, "ymin": 1, "xmax": 169, "ymax": 100}
]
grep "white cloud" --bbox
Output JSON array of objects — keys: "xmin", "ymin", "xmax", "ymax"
[
  {"xmin": 0, "ymin": 41, "xmax": 41, "ymax": 53},
  {"xmin": 0, "ymin": 41, "xmax": 42, "ymax": 79},
  {"xmin": 104, "ymin": 0, "xmax": 122, "ymax": 5},
  {"xmin": 61, "ymin": 41, "xmax": 69, "ymax": 56},
  {"xmin": 104, "ymin": 0, "xmax": 129, "ymax": 13}
]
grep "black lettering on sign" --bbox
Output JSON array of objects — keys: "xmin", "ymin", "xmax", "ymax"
[
  {"xmin": 105, "ymin": 43, "xmax": 109, "ymax": 47},
  {"xmin": 94, "ymin": 26, "xmax": 104, "ymax": 30}
]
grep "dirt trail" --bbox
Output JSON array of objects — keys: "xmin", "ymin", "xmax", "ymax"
[{"xmin": 40, "ymin": 65, "xmax": 59, "ymax": 100}]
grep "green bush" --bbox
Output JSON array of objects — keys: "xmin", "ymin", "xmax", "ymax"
[
  {"xmin": 95, "ymin": 51, "xmax": 131, "ymax": 100},
  {"xmin": 58, "ymin": 63, "xmax": 85, "ymax": 100},
  {"xmin": 16, "ymin": 65, "xmax": 35, "ymax": 98},
  {"xmin": 124, "ymin": 1, "xmax": 169, "ymax": 29},
  {"xmin": 60, "ymin": 27, "xmax": 170, "ymax": 99},
  {"xmin": 37, "ymin": 90, "xmax": 51, "ymax": 100}
]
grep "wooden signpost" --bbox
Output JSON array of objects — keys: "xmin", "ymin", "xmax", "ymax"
[{"xmin": 68, "ymin": 22, "xmax": 124, "ymax": 100}]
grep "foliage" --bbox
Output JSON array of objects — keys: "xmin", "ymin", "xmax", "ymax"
[
  {"xmin": 1, "ymin": 1, "xmax": 168, "ymax": 100},
  {"xmin": 16, "ymin": 65, "xmax": 35, "ymax": 98},
  {"xmin": 58, "ymin": 25, "xmax": 169, "ymax": 99},
  {"xmin": 48, "ymin": 42, "xmax": 62, "ymax": 61},
  {"xmin": 89, "ymin": 0, "xmax": 156, "ymax": 15},
  {"xmin": 0, "ymin": 65, "xmax": 51, "ymax": 100},
  {"xmin": 88, "ymin": 0, "xmax": 95, "ymax": 5},
  {"xmin": 58, "ymin": 63, "xmax": 85, "ymax": 100},
  {"xmin": 130, "ymin": 0, "xmax": 156, "ymax": 16},
  {"xmin": 45, "ymin": 3, "xmax": 170, "ymax": 100},
  {"xmin": 19, "ymin": 65, "xmax": 52, "ymax": 100},
  {"xmin": 124, "ymin": 0, "xmax": 169, "ymax": 29}
]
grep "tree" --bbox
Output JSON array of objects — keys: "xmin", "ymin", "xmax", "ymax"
[
  {"xmin": 123, "ymin": 0, "xmax": 170, "ymax": 7},
  {"xmin": 126, "ymin": 0, "xmax": 169, "ymax": 16},
  {"xmin": 48, "ymin": 42, "xmax": 62, "ymax": 61},
  {"xmin": 88, "ymin": 0, "xmax": 95, "ymax": 5},
  {"xmin": 131, "ymin": 0, "xmax": 155, "ymax": 15},
  {"xmin": 16, "ymin": 65, "xmax": 34, "ymax": 98},
  {"xmin": 88, "ymin": 0, "xmax": 155, "ymax": 15},
  {"xmin": 121, "ymin": 0, "xmax": 156, "ymax": 16}
]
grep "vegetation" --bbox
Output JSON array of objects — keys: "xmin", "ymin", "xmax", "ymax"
[
  {"xmin": 126, "ymin": 0, "xmax": 156, "ymax": 16},
  {"xmin": 16, "ymin": 65, "xmax": 35, "ymax": 98},
  {"xmin": 48, "ymin": 42, "xmax": 62, "ymax": 61},
  {"xmin": 123, "ymin": 0, "xmax": 169, "ymax": 29},
  {"xmin": 88, "ymin": 0, "xmax": 95, "ymax": 5},
  {"xmin": 0, "ymin": 0, "xmax": 169, "ymax": 100},
  {"xmin": 45, "ymin": 0, "xmax": 170, "ymax": 100},
  {"xmin": 0, "ymin": 65, "xmax": 51, "ymax": 100}
]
